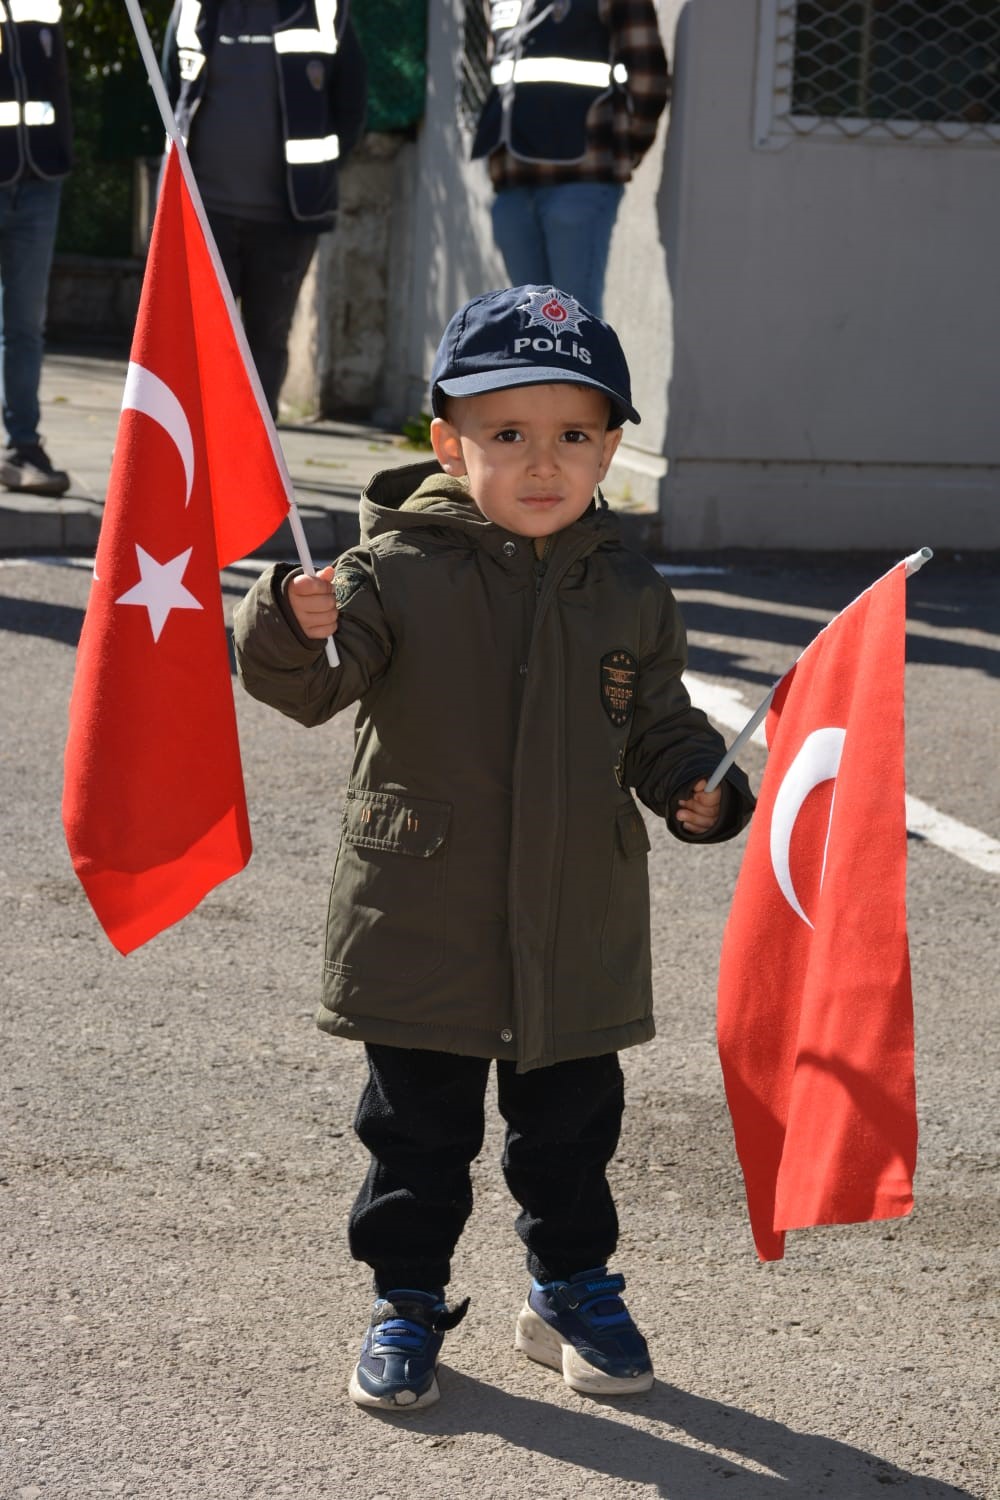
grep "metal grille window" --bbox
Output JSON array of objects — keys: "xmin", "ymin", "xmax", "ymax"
[{"xmin": 755, "ymin": 0, "xmax": 1000, "ymax": 145}]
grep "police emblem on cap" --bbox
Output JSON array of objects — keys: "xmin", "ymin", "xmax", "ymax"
[
  {"xmin": 307, "ymin": 59, "xmax": 326, "ymax": 90},
  {"xmin": 600, "ymin": 650, "xmax": 638, "ymax": 726},
  {"xmin": 517, "ymin": 288, "xmax": 589, "ymax": 341}
]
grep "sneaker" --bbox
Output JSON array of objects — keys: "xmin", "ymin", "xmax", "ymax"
[
  {"xmin": 0, "ymin": 443, "xmax": 70, "ymax": 497},
  {"xmin": 349, "ymin": 1289, "xmax": 469, "ymax": 1412},
  {"xmin": 515, "ymin": 1266, "xmax": 654, "ymax": 1395}
]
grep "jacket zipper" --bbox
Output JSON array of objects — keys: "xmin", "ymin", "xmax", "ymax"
[{"xmin": 533, "ymin": 535, "xmax": 552, "ymax": 597}]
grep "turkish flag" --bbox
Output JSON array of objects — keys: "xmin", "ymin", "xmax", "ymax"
[
  {"xmin": 717, "ymin": 563, "xmax": 916, "ymax": 1260},
  {"xmin": 62, "ymin": 148, "xmax": 291, "ymax": 954}
]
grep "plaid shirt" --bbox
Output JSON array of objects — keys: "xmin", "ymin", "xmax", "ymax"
[{"xmin": 487, "ymin": 0, "xmax": 670, "ymax": 189}]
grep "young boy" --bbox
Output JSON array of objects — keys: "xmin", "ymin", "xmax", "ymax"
[{"xmin": 233, "ymin": 285, "xmax": 755, "ymax": 1412}]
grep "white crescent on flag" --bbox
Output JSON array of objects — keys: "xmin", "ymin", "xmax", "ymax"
[
  {"xmin": 769, "ymin": 726, "xmax": 846, "ymax": 928},
  {"xmin": 122, "ymin": 361, "xmax": 195, "ymax": 506}
]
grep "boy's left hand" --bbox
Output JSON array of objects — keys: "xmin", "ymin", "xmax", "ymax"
[{"xmin": 676, "ymin": 778, "xmax": 722, "ymax": 835}]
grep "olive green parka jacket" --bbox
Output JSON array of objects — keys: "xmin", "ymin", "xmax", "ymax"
[{"xmin": 233, "ymin": 462, "xmax": 754, "ymax": 1072}]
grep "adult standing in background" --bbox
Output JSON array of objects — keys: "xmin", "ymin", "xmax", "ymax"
[
  {"xmin": 472, "ymin": 0, "xmax": 669, "ymax": 317},
  {"xmin": 0, "ymin": 0, "xmax": 72, "ymax": 497},
  {"xmin": 163, "ymin": 0, "xmax": 367, "ymax": 418}
]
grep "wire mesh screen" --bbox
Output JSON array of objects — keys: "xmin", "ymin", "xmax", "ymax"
[
  {"xmin": 352, "ymin": 0, "xmax": 429, "ymax": 133},
  {"xmin": 792, "ymin": 0, "xmax": 1000, "ymax": 124},
  {"xmin": 758, "ymin": 0, "xmax": 1000, "ymax": 143},
  {"xmin": 459, "ymin": 0, "xmax": 492, "ymax": 132}
]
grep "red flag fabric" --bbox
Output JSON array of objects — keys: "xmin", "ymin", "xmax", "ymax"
[
  {"xmin": 62, "ymin": 148, "xmax": 290, "ymax": 954},
  {"xmin": 717, "ymin": 563, "xmax": 917, "ymax": 1260}
]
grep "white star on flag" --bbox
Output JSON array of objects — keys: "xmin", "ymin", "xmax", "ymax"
[{"xmin": 115, "ymin": 544, "xmax": 203, "ymax": 643}]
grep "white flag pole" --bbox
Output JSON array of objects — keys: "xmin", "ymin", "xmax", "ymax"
[
  {"xmin": 704, "ymin": 547, "xmax": 933, "ymax": 793},
  {"xmin": 122, "ymin": 0, "xmax": 340, "ymax": 668}
]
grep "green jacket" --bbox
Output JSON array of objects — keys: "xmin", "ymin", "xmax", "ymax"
[{"xmin": 233, "ymin": 462, "xmax": 754, "ymax": 1071}]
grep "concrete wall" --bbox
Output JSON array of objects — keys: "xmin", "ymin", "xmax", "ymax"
[
  {"xmin": 282, "ymin": 133, "xmax": 419, "ymax": 420},
  {"xmin": 659, "ymin": 0, "xmax": 1000, "ymax": 550},
  {"xmin": 389, "ymin": 0, "xmax": 507, "ymax": 422}
]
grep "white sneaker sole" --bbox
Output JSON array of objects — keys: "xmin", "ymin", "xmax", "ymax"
[
  {"xmin": 348, "ymin": 1366, "xmax": 440, "ymax": 1412},
  {"xmin": 515, "ymin": 1303, "xmax": 654, "ymax": 1395}
]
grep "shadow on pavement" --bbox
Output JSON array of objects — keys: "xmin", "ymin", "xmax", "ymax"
[
  {"xmin": 362, "ymin": 1373, "xmax": 976, "ymax": 1499},
  {"xmin": 0, "ymin": 593, "xmax": 83, "ymax": 647},
  {"xmin": 679, "ymin": 552, "xmax": 1000, "ymax": 687},
  {"xmin": 0, "ymin": 595, "xmax": 245, "ymax": 679}
]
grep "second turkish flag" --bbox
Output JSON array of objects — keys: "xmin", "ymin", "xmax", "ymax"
[{"xmin": 717, "ymin": 563, "xmax": 917, "ymax": 1260}]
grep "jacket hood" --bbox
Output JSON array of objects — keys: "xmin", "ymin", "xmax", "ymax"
[{"xmin": 359, "ymin": 458, "xmax": 622, "ymax": 559}]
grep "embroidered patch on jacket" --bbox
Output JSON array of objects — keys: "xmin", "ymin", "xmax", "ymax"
[
  {"xmin": 600, "ymin": 650, "xmax": 638, "ymax": 727},
  {"xmin": 334, "ymin": 557, "xmax": 368, "ymax": 608}
]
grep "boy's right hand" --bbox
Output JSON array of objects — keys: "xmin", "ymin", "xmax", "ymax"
[{"xmin": 287, "ymin": 565, "xmax": 340, "ymax": 640}]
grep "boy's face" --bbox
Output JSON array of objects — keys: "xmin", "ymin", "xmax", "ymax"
[{"xmin": 430, "ymin": 383, "xmax": 623, "ymax": 546}]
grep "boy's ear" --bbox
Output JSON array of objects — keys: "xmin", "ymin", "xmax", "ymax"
[
  {"xmin": 430, "ymin": 417, "xmax": 467, "ymax": 476},
  {"xmin": 597, "ymin": 425, "xmax": 624, "ymax": 482}
]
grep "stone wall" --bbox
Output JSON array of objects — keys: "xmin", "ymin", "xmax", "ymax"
[{"xmin": 281, "ymin": 132, "xmax": 418, "ymax": 423}]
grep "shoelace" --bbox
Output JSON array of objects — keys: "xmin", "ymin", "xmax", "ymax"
[{"xmin": 372, "ymin": 1316, "xmax": 432, "ymax": 1352}]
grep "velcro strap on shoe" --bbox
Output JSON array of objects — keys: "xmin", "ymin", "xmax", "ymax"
[
  {"xmin": 548, "ymin": 1272, "xmax": 626, "ymax": 1311},
  {"xmin": 433, "ymin": 1295, "xmax": 470, "ymax": 1333}
]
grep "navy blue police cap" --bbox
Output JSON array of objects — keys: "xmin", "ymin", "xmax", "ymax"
[{"xmin": 430, "ymin": 284, "xmax": 640, "ymax": 428}]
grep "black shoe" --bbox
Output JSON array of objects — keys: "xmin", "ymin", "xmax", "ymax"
[{"xmin": 1, "ymin": 443, "xmax": 70, "ymax": 497}]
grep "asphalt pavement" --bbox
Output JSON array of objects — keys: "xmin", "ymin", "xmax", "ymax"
[{"xmin": 1, "ymin": 351, "xmax": 998, "ymax": 1499}]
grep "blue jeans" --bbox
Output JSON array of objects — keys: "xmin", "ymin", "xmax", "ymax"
[
  {"xmin": 490, "ymin": 181, "xmax": 625, "ymax": 317},
  {"xmin": 0, "ymin": 178, "xmax": 62, "ymax": 449}
]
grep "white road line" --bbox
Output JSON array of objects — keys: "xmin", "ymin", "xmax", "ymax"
[
  {"xmin": 901, "ymin": 796, "xmax": 1000, "ymax": 875},
  {"xmin": 685, "ymin": 671, "xmax": 1000, "ymax": 876}
]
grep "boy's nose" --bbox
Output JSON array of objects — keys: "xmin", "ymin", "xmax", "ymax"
[{"xmin": 527, "ymin": 443, "xmax": 558, "ymax": 476}]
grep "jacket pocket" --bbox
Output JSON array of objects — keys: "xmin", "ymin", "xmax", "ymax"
[
  {"xmin": 325, "ymin": 789, "xmax": 452, "ymax": 984},
  {"xmin": 600, "ymin": 801, "xmax": 652, "ymax": 985}
]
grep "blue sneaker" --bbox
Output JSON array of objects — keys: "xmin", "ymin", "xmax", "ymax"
[
  {"xmin": 515, "ymin": 1267, "xmax": 654, "ymax": 1395},
  {"xmin": 349, "ymin": 1289, "xmax": 469, "ymax": 1411}
]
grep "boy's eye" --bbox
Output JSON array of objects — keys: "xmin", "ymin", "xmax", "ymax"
[
  {"xmin": 495, "ymin": 428, "xmax": 523, "ymax": 443},
  {"xmin": 562, "ymin": 430, "xmax": 589, "ymax": 444}
]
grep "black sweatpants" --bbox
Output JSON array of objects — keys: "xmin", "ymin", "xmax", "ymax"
[{"xmin": 348, "ymin": 1043, "xmax": 625, "ymax": 1295}]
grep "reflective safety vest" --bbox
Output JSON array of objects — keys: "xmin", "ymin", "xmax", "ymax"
[
  {"xmin": 472, "ymin": 0, "xmax": 625, "ymax": 164},
  {"xmin": 0, "ymin": 1, "xmax": 73, "ymax": 186},
  {"xmin": 165, "ymin": 0, "xmax": 366, "ymax": 225}
]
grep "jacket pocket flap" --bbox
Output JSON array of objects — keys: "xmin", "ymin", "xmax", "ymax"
[
  {"xmin": 615, "ymin": 802, "xmax": 651, "ymax": 858},
  {"xmin": 343, "ymin": 790, "xmax": 451, "ymax": 858}
]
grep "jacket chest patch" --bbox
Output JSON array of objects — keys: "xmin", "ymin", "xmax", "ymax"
[
  {"xmin": 334, "ymin": 557, "xmax": 368, "ymax": 608},
  {"xmin": 600, "ymin": 650, "xmax": 637, "ymax": 727}
]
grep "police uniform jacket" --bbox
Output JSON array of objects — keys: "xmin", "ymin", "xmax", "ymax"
[
  {"xmin": 0, "ymin": 2, "xmax": 72, "ymax": 186},
  {"xmin": 473, "ymin": 0, "xmax": 629, "ymax": 165},
  {"xmin": 233, "ymin": 463, "xmax": 755, "ymax": 1074},
  {"xmin": 163, "ymin": 0, "xmax": 367, "ymax": 227}
]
